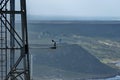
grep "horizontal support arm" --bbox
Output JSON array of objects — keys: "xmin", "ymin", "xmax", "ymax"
[{"xmin": 0, "ymin": 10, "xmax": 22, "ymax": 14}]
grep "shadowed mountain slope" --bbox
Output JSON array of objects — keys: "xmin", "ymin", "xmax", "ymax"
[{"xmin": 31, "ymin": 44, "xmax": 118, "ymax": 76}]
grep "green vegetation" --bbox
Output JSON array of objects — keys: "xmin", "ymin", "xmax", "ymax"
[
  {"xmin": 65, "ymin": 35, "xmax": 120, "ymax": 68},
  {"xmin": 66, "ymin": 35, "xmax": 120, "ymax": 61}
]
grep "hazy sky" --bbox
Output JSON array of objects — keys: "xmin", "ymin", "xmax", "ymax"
[{"xmin": 27, "ymin": 0, "xmax": 120, "ymax": 19}]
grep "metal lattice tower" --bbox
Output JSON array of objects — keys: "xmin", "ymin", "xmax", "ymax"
[{"xmin": 0, "ymin": 0, "xmax": 30, "ymax": 80}]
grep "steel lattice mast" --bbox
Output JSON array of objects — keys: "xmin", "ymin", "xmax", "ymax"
[{"xmin": 0, "ymin": 0, "xmax": 30, "ymax": 80}]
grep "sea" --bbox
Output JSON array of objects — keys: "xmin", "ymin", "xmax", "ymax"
[
  {"xmin": 28, "ymin": 21, "xmax": 120, "ymax": 80},
  {"xmin": 33, "ymin": 75, "xmax": 120, "ymax": 80},
  {"xmin": 96, "ymin": 75, "xmax": 120, "ymax": 80}
]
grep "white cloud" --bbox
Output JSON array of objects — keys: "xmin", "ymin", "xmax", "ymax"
[{"xmin": 27, "ymin": 0, "xmax": 120, "ymax": 17}]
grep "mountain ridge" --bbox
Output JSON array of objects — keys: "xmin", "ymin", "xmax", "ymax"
[{"xmin": 31, "ymin": 44, "xmax": 118, "ymax": 79}]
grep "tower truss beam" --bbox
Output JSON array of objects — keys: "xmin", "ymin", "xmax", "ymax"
[
  {"xmin": 0, "ymin": 0, "xmax": 30, "ymax": 80},
  {"xmin": 0, "ymin": 11, "xmax": 22, "ymax": 14}
]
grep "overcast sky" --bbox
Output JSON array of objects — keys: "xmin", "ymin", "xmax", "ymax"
[{"xmin": 27, "ymin": 0, "xmax": 120, "ymax": 19}]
